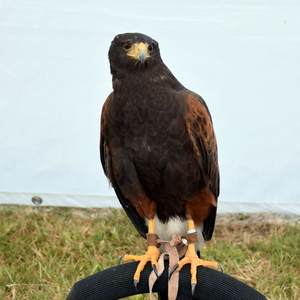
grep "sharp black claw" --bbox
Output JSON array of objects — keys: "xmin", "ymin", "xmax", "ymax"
[
  {"xmin": 169, "ymin": 263, "xmax": 179, "ymax": 280},
  {"xmin": 191, "ymin": 283, "xmax": 196, "ymax": 295},
  {"xmin": 133, "ymin": 279, "xmax": 139, "ymax": 291},
  {"xmin": 119, "ymin": 255, "xmax": 124, "ymax": 265},
  {"xmin": 217, "ymin": 263, "xmax": 224, "ymax": 273},
  {"xmin": 152, "ymin": 264, "xmax": 159, "ymax": 278}
]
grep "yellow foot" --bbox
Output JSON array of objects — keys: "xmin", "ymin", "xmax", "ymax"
[
  {"xmin": 171, "ymin": 244, "xmax": 223, "ymax": 294},
  {"xmin": 122, "ymin": 245, "xmax": 160, "ymax": 288}
]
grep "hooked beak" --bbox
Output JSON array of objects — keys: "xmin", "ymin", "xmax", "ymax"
[{"xmin": 127, "ymin": 43, "xmax": 150, "ymax": 64}]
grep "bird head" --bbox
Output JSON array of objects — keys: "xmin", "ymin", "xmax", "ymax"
[{"xmin": 108, "ymin": 33, "xmax": 162, "ymax": 74}]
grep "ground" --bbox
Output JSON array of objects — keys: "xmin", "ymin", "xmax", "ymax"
[{"xmin": 1, "ymin": 205, "xmax": 299, "ymax": 300}]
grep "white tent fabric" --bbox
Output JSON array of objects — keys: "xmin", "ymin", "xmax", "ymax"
[{"xmin": 1, "ymin": 0, "xmax": 299, "ymax": 214}]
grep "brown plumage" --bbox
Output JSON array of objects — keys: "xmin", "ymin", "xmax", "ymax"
[{"xmin": 100, "ymin": 32, "xmax": 220, "ymax": 292}]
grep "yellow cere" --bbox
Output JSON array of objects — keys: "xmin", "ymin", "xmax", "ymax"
[{"xmin": 127, "ymin": 42, "xmax": 150, "ymax": 60}]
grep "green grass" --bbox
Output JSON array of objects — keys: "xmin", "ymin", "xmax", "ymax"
[{"xmin": 1, "ymin": 205, "xmax": 299, "ymax": 300}]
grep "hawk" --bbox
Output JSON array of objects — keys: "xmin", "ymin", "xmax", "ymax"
[{"xmin": 100, "ymin": 32, "xmax": 221, "ymax": 295}]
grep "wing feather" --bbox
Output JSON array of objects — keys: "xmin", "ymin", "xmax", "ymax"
[
  {"xmin": 100, "ymin": 94, "xmax": 148, "ymax": 238},
  {"xmin": 184, "ymin": 92, "xmax": 219, "ymax": 241}
]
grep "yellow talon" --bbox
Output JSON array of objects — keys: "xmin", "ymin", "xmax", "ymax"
[
  {"xmin": 123, "ymin": 219, "xmax": 160, "ymax": 284},
  {"xmin": 176, "ymin": 243, "xmax": 219, "ymax": 285},
  {"xmin": 174, "ymin": 219, "xmax": 221, "ymax": 292}
]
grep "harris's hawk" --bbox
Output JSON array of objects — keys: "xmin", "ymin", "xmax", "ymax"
[{"xmin": 100, "ymin": 33, "xmax": 221, "ymax": 294}]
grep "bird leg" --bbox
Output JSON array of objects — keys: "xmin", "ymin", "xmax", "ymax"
[
  {"xmin": 170, "ymin": 219, "xmax": 222, "ymax": 294},
  {"xmin": 123, "ymin": 219, "xmax": 160, "ymax": 288}
]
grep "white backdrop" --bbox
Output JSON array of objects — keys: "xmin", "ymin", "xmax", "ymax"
[{"xmin": 1, "ymin": 0, "xmax": 299, "ymax": 214}]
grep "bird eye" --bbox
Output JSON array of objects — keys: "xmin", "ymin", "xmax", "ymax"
[
  {"xmin": 148, "ymin": 44, "xmax": 154, "ymax": 52},
  {"xmin": 123, "ymin": 43, "xmax": 132, "ymax": 51}
]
